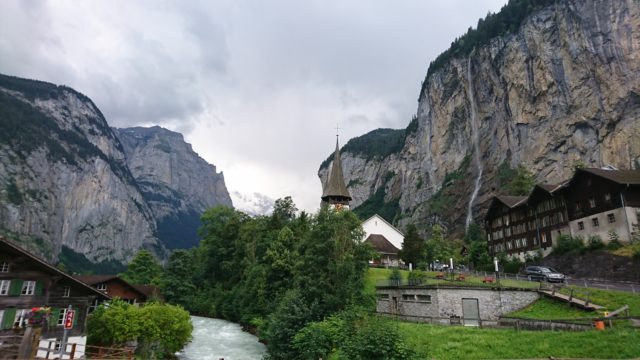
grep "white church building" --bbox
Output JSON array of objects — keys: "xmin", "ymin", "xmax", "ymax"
[{"xmin": 362, "ymin": 214, "xmax": 405, "ymax": 267}]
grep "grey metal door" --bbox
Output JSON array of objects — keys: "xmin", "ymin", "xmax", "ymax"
[{"xmin": 462, "ymin": 298, "xmax": 480, "ymax": 326}]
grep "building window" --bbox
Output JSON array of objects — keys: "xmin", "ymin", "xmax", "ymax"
[
  {"xmin": 578, "ymin": 221, "xmax": 585, "ymax": 230},
  {"xmin": 13, "ymin": 309, "xmax": 30, "ymax": 328},
  {"xmin": 97, "ymin": 283, "xmax": 107, "ymax": 292},
  {"xmin": 416, "ymin": 295, "xmax": 431, "ymax": 303},
  {"xmin": 541, "ymin": 233, "xmax": 547, "ymax": 243},
  {"xmin": 0, "ymin": 262, "xmax": 9, "ymax": 272},
  {"xmin": 575, "ymin": 202, "xmax": 581, "ymax": 211},
  {"xmin": 57, "ymin": 309, "xmax": 67, "ymax": 326},
  {"xmin": 604, "ymin": 193, "xmax": 611, "ymax": 203},
  {"xmin": 63, "ymin": 286, "xmax": 71, "ymax": 298},
  {"xmin": 0, "ymin": 280, "xmax": 9, "ymax": 295},
  {"xmin": 589, "ymin": 198, "xmax": 596, "ymax": 208},
  {"xmin": 21, "ymin": 281, "xmax": 36, "ymax": 295},
  {"xmin": 607, "ymin": 213, "xmax": 615, "ymax": 224},
  {"xmin": 377, "ymin": 293, "xmax": 389, "ymax": 300},
  {"xmin": 89, "ymin": 299, "xmax": 99, "ymax": 313},
  {"xmin": 592, "ymin": 218, "xmax": 599, "ymax": 227}
]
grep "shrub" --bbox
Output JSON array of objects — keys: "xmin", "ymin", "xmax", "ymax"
[
  {"xmin": 408, "ymin": 270, "xmax": 427, "ymax": 285},
  {"xmin": 340, "ymin": 314, "xmax": 415, "ymax": 360},
  {"xmin": 87, "ymin": 299, "xmax": 192, "ymax": 358},
  {"xmin": 552, "ymin": 235, "xmax": 585, "ymax": 255},
  {"xmin": 293, "ymin": 308, "xmax": 416, "ymax": 360},
  {"xmin": 389, "ymin": 268, "xmax": 402, "ymax": 286},
  {"xmin": 587, "ymin": 235, "xmax": 605, "ymax": 251},
  {"xmin": 607, "ymin": 230, "xmax": 623, "ymax": 250}
]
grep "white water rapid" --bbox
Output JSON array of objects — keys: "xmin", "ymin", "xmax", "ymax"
[
  {"xmin": 177, "ymin": 316, "xmax": 267, "ymax": 360},
  {"xmin": 465, "ymin": 55, "xmax": 483, "ymax": 231}
]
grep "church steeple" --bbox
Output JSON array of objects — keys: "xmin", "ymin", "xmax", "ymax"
[{"xmin": 322, "ymin": 136, "xmax": 352, "ymax": 209}]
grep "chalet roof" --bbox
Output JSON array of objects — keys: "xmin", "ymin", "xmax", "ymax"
[
  {"xmin": 579, "ymin": 168, "xmax": 640, "ymax": 185},
  {"xmin": 75, "ymin": 275, "xmax": 149, "ymax": 300},
  {"xmin": 495, "ymin": 195, "xmax": 527, "ymax": 208},
  {"xmin": 364, "ymin": 234, "xmax": 400, "ymax": 254},
  {"xmin": 321, "ymin": 138, "xmax": 352, "ymax": 201},
  {"xmin": 536, "ymin": 183, "xmax": 564, "ymax": 193},
  {"xmin": 74, "ymin": 275, "xmax": 120, "ymax": 285},
  {"xmin": 133, "ymin": 284, "xmax": 162, "ymax": 299},
  {"xmin": 0, "ymin": 237, "xmax": 110, "ymax": 300}
]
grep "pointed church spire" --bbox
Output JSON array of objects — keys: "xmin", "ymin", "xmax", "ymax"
[{"xmin": 322, "ymin": 136, "xmax": 352, "ymax": 208}]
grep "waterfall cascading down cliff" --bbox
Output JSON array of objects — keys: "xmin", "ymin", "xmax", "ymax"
[{"xmin": 465, "ymin": 55, "xmax": 483, "ymax": 230}]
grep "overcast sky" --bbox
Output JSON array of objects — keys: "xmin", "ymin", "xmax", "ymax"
[{"xmin": 0, "ymin": 0, "xmax": 507, "ymax": 213}]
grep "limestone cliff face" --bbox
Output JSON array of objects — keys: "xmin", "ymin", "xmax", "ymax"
[
  {"xmin": 0, "ymin": 75, "xmax": 160, "ymax": 262},
  {"xmin": 320, "ymin": 0, "xmax": 640, "ymax": 235},
  {"xmin": 114, "ymin": 126, "xmax": 233, "ymax": 249}
]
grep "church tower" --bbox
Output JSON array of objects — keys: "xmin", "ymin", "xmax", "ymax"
[{"xmin": 321, "ymin": 136, "xmax": 352, "ymax": 210}]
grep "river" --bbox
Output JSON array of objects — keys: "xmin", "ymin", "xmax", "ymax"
[{"xmin": 177, "ymin": 316, "xmax": 268, "ymax": 360}]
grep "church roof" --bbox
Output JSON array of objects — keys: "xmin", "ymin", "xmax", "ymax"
[
  {"xmin": 364, "ymin": 234, "xmax": 400, "ymax": 255},
  {"xmin": 322, "ymin": 138, "xmax": 352, "ymax": 201}
]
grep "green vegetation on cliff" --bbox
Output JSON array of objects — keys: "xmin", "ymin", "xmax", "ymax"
[{"xmin": 420, "ymin": 0, "xmax": 558, "ymax": 99}]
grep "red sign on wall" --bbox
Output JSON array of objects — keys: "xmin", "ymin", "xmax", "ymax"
[{"xmin": 64, "ymin": 310, "xmax": 75, "ymax": 329}]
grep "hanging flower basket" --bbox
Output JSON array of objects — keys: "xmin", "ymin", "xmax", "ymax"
[{"xmin": 27, "ymin": 307, "xmax": 52, "ymax": 327}]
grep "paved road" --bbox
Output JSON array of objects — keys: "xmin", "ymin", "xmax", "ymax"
[
  {"xmin": 490, "ymin": 272, "xmax": 640, "ymax": 293},
  {"xmin": 564, "ymin": 277, "xmax": 640, "ymax": 293}
]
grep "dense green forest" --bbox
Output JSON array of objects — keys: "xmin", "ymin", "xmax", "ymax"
[
  {"xmin": 154, "ymin": 199, "xmax": 414, "ymax": 358},
  {"xmin": 419, "ymin": 0, "xmax": 558, "ymax": 100}
]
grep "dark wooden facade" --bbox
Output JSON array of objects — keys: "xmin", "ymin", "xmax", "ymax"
[
  {"xmin": 0, "ymin": 238, "xmax": 110, "ymax": 338},
  {"xmin": 565, "ymin": 168, "xmax": 640, "ymax": 219},
  {"xmin": 75, "ymin": 275, "xmax": 150, "ymax": 305},
  {"xmin": 485, "ymin": 168, "xmax": 640, "ymax": 257}
]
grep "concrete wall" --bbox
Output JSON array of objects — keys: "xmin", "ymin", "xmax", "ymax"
[
  {"xmin": 569, "ymin": 206, "xmax": 638, "ymax": 242},
  {"xmin": 362, "ymin": 214, "xmax": 404, "ymax": 249},
  {"xmin": 377, "ymin": 286, "xmax": 539, "ymax": 325}
]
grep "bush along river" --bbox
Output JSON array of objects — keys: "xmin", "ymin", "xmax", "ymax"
[{"xmin": 177, "ymin": 316, "xmax": 267, "ymax": 360}]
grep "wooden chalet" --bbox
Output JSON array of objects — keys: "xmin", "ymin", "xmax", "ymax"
[
  {"xmin": 364, "ymin": 234, "xmax": 401, "ymax": 267},
  {"xmin": 0, "ymin": 237, "xmax": 110, "ymax": 339},
  {"xmin": 564, "ymin": 168, "xmax": 640, "ymax": 242},
  {"xmin": 74, "ymin": 275, "xmax": 153, "ymax": 305},
  {"xmin": 484, "ymin": 168, "xmax": 640, "ymax": 259}
]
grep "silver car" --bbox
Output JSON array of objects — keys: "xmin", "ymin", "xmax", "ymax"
[{"xmin": 524, "ymin": 266, "xmax": 566, "ymax": 283}]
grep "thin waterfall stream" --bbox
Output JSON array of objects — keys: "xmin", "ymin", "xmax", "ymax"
[{"xmin": 465, "ymin": 55, "xmax": 483, "ymax": 230}]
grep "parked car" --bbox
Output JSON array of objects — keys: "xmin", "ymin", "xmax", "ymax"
[{"xmin": 524, "ymin": 266, "xmax": 566, "ymax": 282}]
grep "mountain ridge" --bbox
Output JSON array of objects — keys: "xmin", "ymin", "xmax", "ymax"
[{"xmin": 0, "ymin": 73, "xmax": 232, "ymax": 263}]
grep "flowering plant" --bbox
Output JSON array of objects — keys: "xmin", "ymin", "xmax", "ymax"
[{"xmin": 27, "ymin": 307, "xmax": 52, "ymax": 327}]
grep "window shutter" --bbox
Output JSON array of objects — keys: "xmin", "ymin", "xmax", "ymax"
[
  {"xmin": 8, "ymin": 280, "xmax": 22, "ymax": 296},
  {"xmin": 35, "ymin": 281, "xmax": 44, "ymax": 296},
  {"xmin": 1, "ymin": 308, "xmax": 16, "ymax": 329}
]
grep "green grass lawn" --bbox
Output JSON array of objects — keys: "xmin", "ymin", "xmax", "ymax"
[
  {"xmin": 397, "ymin": 321, "xmax": 640, "ymax": 359},
  {"xmin": 365, "ymin": 268, "xmax": 640, "ymax": 358}
]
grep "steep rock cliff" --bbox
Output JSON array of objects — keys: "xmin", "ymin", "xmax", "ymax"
[
  {"xmin": 320, "ymin": 0, "xmax": 640, "ymax": 235},
  {"xmin": 0, "ymin": 74, "xmax": 161, "ymax": 262},
  {"xmin": 114, "ymin": 126, "xmax": 233, "ymax": 249}
]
